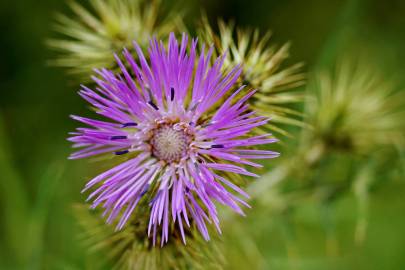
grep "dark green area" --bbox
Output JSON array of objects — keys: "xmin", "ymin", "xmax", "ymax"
[{"xmin": 0, "ymin": 0, "xmax": 404, "ymax": 269}]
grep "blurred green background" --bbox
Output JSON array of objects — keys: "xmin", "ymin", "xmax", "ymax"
[{"xmin": 0, "ymin": 0, "xmax": 404, "ymax": 269}]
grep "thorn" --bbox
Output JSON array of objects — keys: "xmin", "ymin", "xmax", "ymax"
[
  {"xmin": 122, "ymin": 122, "xmax": 137, "ymax": 127},
  {"xmin": 148, "ymin": 100, "xmax": 159, "ymax": 110},
  {"xmin": 211, "ymin": 144, "xmax": 224, "ymax": 148},
  {"xmin": 110, "ymin": 135, "xmax": 127, "ymax": 140},
  {"xmin": 115, "ymin": 150, "xmax": 129, "ymax": 155},
  {"xmin": 140, "ymin": 184, "xmax": 150, "ymax": 197}
]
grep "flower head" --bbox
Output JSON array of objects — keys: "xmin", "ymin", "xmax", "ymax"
[
  {"xmin": 48, "ymin": 0, "xmax": 184, "ymax": 79},
  {"xmin": 69, "ymin": 33, "xmax": 278, "ymax": 245},
  {"xmin": 198, "ymin": 17, "xmax": 305, "ymax": 136}
]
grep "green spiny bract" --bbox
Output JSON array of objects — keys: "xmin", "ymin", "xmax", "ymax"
[
  {"xmin": 48, "ymin": 0, "xmax": 185, "ymax": 80},
  {"xmin": 198, "ymin": 16, "xmax": 306, "ymax": 137}
]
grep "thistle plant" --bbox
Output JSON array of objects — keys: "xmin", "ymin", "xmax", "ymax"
[
  {"xmin": 198, "ymin": 17, "xmax": 305, "ymax": 136},
  {"xmin": 302, "ymin": 60, "xmax": 405, "ymax": 243},
  {"xmin": 69, "ymin": 33, "xmax": 279, "ymax": 246},
  {"xmin": 258, "ymin": 58, "xmax": 405, "ymax": 184},
  {"xmin": 253, "ymin": 58, "xmax": 405, "ymax": 247},
  {"xmin": 304, "ymin": 60, "xmax": 405, "ymax": 159},
  {"xmin": 48, "ymin": 0, "xmax": 184, "ymax": 80}
]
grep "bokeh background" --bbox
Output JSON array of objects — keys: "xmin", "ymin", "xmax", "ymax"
[{"xmin": 0, "ymin": 0, "xmax": 404, "ymax": 269}]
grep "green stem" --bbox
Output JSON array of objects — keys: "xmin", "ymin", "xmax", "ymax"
[
  {"xmin": 0, "ymin": 115, "xmax": 30, "ymax": 264},
  {"xmin": 25, "ymin": 163, "xmax": 65, "ymax": 270}
]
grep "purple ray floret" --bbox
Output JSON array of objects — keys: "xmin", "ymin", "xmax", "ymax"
[{"xmin": 69, "ymin": 33, "xmax": 279, "ymax": 246}]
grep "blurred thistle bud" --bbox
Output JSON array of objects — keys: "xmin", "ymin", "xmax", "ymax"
[
  {"xmin": 198, "ymin": 16, "xmax": 305, "ymax": 137},
  {"xmin": 48, "ymin": 0, "xmax": 185, "ymax": 80},
  {"xmin": 304, "ymin": 59, "xmax": 405, "ymax": 163},
  {"xmin": 251, "ymin": 58, "xmax": 405, "ymax": 249},
  {"xmin": 253, "ymin": 57, "xmax": 405, "ymax": 196},
  {"xmin": 74, "ymin": 203, "xmax": 224, "ymax": 270}
]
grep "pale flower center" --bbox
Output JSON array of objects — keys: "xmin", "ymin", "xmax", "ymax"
[{"xmin": 150, "ymin": 124, "xmax": 191, "ymax": 163}]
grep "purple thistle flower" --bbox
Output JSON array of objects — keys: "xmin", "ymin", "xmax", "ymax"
[{"xmin": 69, "ymin": 33, "xmax": 279, "ymax": 246}]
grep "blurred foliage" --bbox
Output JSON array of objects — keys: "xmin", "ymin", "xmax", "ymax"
[{"xmin": 1, "ymin": 0, "xmax": 405, "ymax": 269}]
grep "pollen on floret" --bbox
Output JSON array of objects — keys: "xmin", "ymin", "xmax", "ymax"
[{"xmin": 149, "ymin": 123, "xmax": 193, "ymax": 163}]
